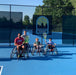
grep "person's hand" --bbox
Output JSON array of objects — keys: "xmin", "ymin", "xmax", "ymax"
[
  {"xmin": 48, "ymin": 44, "xmax": 51, "ymax": 46},
  {"xmin": 45, "ymin": 40, "xmax": 47, "ymax": 44},
  {"xmin": 54, "ymin": 43, "xmax": 56, "ymax": 45},
  {"xmin": 34, "ymin": 44, "xmax": 36, "ymax": 46},
  {"xmin": 45, "ymin": 39, "xmax": 46, "ymax": 42},
  {"xmin": 18, "ymin": 44, "xmax": 22, "ymax": 47},
  {"xmin": 36, "ymin": 45, "xmax": 38, "ymax": 48}
]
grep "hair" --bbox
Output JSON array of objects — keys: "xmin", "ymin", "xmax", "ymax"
[
  {"xmin": 24, "ymin": 30, "xmax": 26, "ymax": 32},
  {"xmin": 49, "ymin": 38, "xmax": 52, "ymax": 40},
  {"xmin": 36, "ymin": 38, "xmax": 39, "ymax": 40}
]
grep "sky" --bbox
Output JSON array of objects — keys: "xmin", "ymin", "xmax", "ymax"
[
  {"xmin": 0, "ymin": 0, "xmax": 43, "ymax": 6},
  {"xmin": 0, "ymin": 0, "xmax": 43, "ymax": 20}
]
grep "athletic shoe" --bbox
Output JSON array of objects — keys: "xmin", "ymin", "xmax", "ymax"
[{"xmin": 17, "ymin": 54, "xmax": 20, "ymax": 58}]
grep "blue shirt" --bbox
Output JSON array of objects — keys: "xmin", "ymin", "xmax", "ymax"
[{"xmin": 47, "ymin": 41, "xmax": 54, "ymax": 45}]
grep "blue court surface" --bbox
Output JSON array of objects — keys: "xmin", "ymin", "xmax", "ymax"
[
  {"xmin": 0, "ymin": 31, "xmax": 76, "ymax": 75},
  {"xmin": 0, "ymin": 46, "xmax": 76, "ymax": 75}
]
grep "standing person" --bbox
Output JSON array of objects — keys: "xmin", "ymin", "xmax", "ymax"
[
  {"xmin": 14, "ymin": 33, "xmax": 24, "ymax": 58},
  {"xmin": 21, "ymin": 31, "xmax": 29, "ymax": 58}
]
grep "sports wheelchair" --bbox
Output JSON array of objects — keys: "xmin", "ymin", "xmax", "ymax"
[
  {"xmin": 31, "ymin": 45, "xmax": 44, "ymax": 56},
  {"xmin": 44, "ymin": 44, "xmax": 58, "ymax": 55},
  {"xmin": 10, "ymin": 44, "xmax": 31, "ymax": 59}
]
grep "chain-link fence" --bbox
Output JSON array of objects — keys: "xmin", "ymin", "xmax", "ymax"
[{"xmin": 0, "ymin": 4, "xmax": 76, "ymax": 46}]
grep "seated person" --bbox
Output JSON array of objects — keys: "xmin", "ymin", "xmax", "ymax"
[
  {"xmin": 21, "ymin": 31, "xmax": 29, "ymax": 57},
  {"xmin": 34, "ymin": 38, "xmax": 40, "ymax": 49},
  {"xmin": 14, "ymin": 33, "xmax": 24, "ymax": 58},
  {"xmin": 32, "ymin": 38, "xmax": 41, "ymax": 55},
  {"xmin": 45, "ymin": 38, "xmax": 56, "ymax": 52}
]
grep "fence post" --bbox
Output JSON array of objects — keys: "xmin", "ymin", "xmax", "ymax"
[
  {"xmin": 9, "ymin": 5, "xmax": 11, "ymax": 46},
  {"xmin": 41, "ymin": 6, "xmax": 43, "ymax": 44}
]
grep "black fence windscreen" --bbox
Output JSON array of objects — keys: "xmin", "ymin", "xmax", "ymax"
[
  {"xmin": 62, "ymin": 15, "xmax": 76, "ymax": 45},
  {"xmin": 0, "ymin": 4, "xmax": 76, "ymax": 46},
  {"xmin": 0, "ymin": 11, "xmax": 22, "ymax": 43}
]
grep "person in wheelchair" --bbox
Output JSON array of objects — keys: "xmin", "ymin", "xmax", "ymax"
[
  {"xmin": 32, "ymin": 38, "xmax": 41, "ymax": 55},
  {"xmin": 44, "ymin": 38, "xmax": 57, "ymax": 55},
  {"xmin": 21, "ymin": 31, "xmax": 29, "ymax": 58},
  {"xmin": 14, "ymin": 33, "xmax": 24, "ymax": 58}
]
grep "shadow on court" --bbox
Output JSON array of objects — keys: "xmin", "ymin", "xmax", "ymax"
[
  {"xmin": 0, "ymin": 52, "xmax": 76, "ymax": 61},
  {"xmin": 0, "ymin": 58, "xmax": 11, "ymax": 61},
  {"xmin": 0, "ymin": 58, "xmax": 26, "ymax": 61},
  {"xmin": 26, "ymin": 52, "xmax": 76, "ymax": 61}
]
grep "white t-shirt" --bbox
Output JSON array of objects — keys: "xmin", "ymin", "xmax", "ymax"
[{"xmin": 21, "ymin": 35, "xmax": 29, "ymax": 43}]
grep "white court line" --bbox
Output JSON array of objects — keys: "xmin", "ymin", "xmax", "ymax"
[{"xmin": 0, "ymin": 66, "xmax": 3, "ymax": 75}]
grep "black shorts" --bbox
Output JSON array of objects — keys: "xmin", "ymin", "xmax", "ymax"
[
  {"xmin": 48, "ymin": 45, "xmax": 54, "ymax": 49},
  {"xmin": 23, "ymin": 43, "xmax": 28, "ymax": 50},
  {"xmin": 19, "ymin": 46, "xmax": 23, "ymax": 50}
]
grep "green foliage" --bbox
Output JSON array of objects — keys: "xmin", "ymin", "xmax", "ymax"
[
  {"xmin": 23, "ymin": 15, "xmax": 33, "ymax": 29},
  {"xmin": 34, "ymin": 5, "xmax": 42, "ymax": 15},
  {"xmin": 23, "ymin": 15, "xmax": 30, "ymax": 25},
  {"xmin": 30, "ymin": 18, "xmax": 33, "ymax": 25},
  {"xmin": 70, "ymin": 0, "xmax": 76, "ymax": 8},
  {"xmin": 34, "ymin": 0, "xmax": 74, "ymax": 32}
]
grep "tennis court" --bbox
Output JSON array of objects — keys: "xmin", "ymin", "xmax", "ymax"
[
  {"xmin": 0, "ymin": 31, "xmax": 76, "ymax": 75},
  {"xmin": 0, "ymin": 4, "xmax": 76, "ymax": 75},
  {"xmin": 0, "ymin": 45, "xmax": 76, "ymax": 75}
]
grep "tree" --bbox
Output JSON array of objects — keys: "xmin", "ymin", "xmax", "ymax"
[
  {"xmin": 30, "ymin": 18, "xmax": 33, "ymax": 25},
  {"xmin": 34, "ymin": 0, "xmax": 74, "ymax": 31},
  {"xmin": 34, "ymin": 5, "xmax": 42, "ymax": 15},
  {"xmin": 23, "ymin": 15, "xmax": 30, "ymax": 25}
]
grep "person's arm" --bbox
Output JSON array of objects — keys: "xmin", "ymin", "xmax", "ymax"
[
  {"xmin": 54, "ymin": 43, "xmax": 56, "ymax": 45},
  {"xmin": 34, "ymin": 43, "xmax": 37, "ymax": 46},
  {"xmin": 14, "ymin": 39, "xmax": 18, "ymax": 46},
  {"xmin": 45, "ymin": 40, "xmax": 47, "ymax": 44},
  {"xmin": 52, "ymin": 41, "xmax": 56, "ymax": 46},
  {"xmin": 34, "ymin": 42, "xmax": 37, "ymax": 46},
  {"xmin": 14, "ymin": 42, "xmax": 18, "ymax": 46},
  {"xmin": 39, "ymin": 41, "xmax": 40, "ymax": 45},
  {"xmin": 22, "ymin": 37, "xmax": 24, "ymax": 42}
]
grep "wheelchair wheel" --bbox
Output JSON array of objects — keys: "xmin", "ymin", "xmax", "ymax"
[
  {"xmin": 31, "ymin": 46, "xmax": 44, "ymax": 56},
  {"xmin": 27, "ymin": 44, "xmax": 31, "ymax": 53},
  {"xmin": 10, "ymin": 47, "xmax": 18, "ymax": 59},
  {"xmin": 49, "ymin": 47, "xmax": 58, "ymax": 55},
  {"xmin": 54, "ymin": 47, "xmax": 58, "ymax": 55},
  {"xmin": 31, "ymin": 46, "xmax": 37, "ymax": 56}
]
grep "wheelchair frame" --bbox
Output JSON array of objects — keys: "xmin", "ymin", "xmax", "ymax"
[
  {"xmin": 31, "ymin": 45, "xmax": 44, "ymax": 56},
  {"xmin": 44, "ymin": 45, "xmax": 58, "ymax": 55},
  {"xmin": 10, "ymin": 44, "xmax": 31, "ymax": 59}
]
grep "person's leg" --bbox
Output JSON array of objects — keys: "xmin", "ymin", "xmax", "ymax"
[
  {"xmin": 19, "ymin": 45, "xmax": 24, "ymax": 57},
  {"xmin": 54, "ymin": 47, "xmax": 58, "ymax": 54},
  {"xmin": 32, "ymin": 46, "xmax": 36, "ymax": 55},
  {"xmin": 25, "ymin": 43, "xmax": 29, "ymax": 58},
  {"xmin": 24, "ymin": 43, "xmax": 29, "ymax": 57},
  {"xmin": 26, "ymin": 44, "xmax": 29, "ymax": 58},
  {"xmin": 50, "ymin": 45, "xmax": 55, "ymax": 55},
  {"xmin": 44, "ymin": 45, "xmax": 48, "ymax": 54},
  {"xmin": 36, "ymin": 46, "xmax": 41, "ymax": 56},
  {"xmin": 17, "ymin": 46, "xmax": 21, "ymax": 58},
  {"xmin": 17, "ymin": 46, "xmax": 19, "ymax": 53}
]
